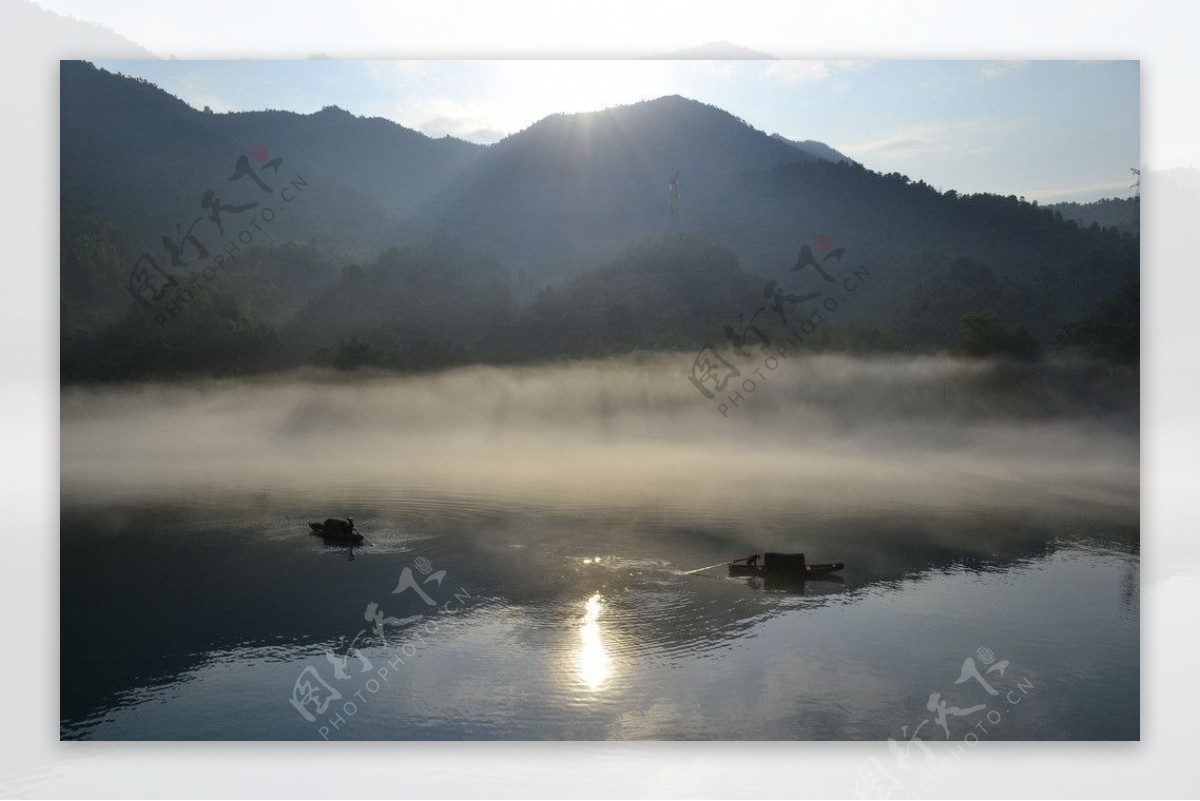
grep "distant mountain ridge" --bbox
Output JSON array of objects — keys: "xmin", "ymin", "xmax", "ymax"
[
  {"xmin": 198, "ymin": 105, "xmax": 482, "ymax": 218},
  {"xmin": 60, "ymin": 60, "xmax": 406, "ymax": 259},
  {"xmin": 61, "ymin": 63, "xmax": 853, "ymax": 275},
  {"xmin": 770, "ymin": 133, "xmax": 855, "ymax": 165}
]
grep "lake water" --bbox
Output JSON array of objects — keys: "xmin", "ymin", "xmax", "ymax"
[{"xmin": 60, "ymin": 354, "xmax": 1139, "ymax": 740}]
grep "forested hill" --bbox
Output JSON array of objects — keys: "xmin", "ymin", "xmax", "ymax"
[
  {"xmin": 61, "ymin": 60, "xmax": 476, "ymax": 258},
  {"xmin": 60, "ymin": 61, "xmax": 1138, "ymax": 382},
  {"xmin": 198, "ymin": 106, "xmax": 482, "ymax": 218},
  {"xmin": 1047, "ymin": 197, "xmax": 1139, "ymax": 234},
  {"xmin": 411, "ymin": 95, "xmax": 822, "ymax": 276}
]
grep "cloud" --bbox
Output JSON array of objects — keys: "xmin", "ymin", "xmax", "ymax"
[
  {"xmin": 844, "ymin": 118, "xmax": 1027, "ymax": 160},
  {"xmin": 187, "ymin": 93, "xmax": 233, "ymax": 113},
  {"xmin": 977, "ymin": 61, "xmax": 1029, "ymax": 79},
  {"xmin": 764, "ymin": 61, "xmax": 831, "ymax": 83},
  {"xmin": 763, "ymin": 59, "xmax": 871, "ymax": 84},
  {"xmin": 1025, "ymin": 179, "xmax": 1134, "ymax": 202},
  {"xmin": 389, "ymin": 98, "xmax": 512, "ymax": 142},
  {"xmin": 171, "ymin": 72, "xmax": 234, "ymax": 113},
  {"xmin": 368, "ymin": 60, "xmax": 431, "ymax": 85},
  {"xmin": 693, "ymin": 60, "xmax": 742, "ymax": 79},
  {"xmin": 845, "ymin": 124, "xmax": 970, "ymax": 158},
  {"xmin": 856, "ymin": 135, "xmax": 942, "ymax": 156}
]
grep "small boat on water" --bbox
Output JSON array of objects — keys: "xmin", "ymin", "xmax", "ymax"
[
  {"xmin": 728, "ymin": 552, "xmax": 844, "ymax": 577},
  {"xmin": 309, "ymin": 517, "xmax": 363, "ymax": 543}
]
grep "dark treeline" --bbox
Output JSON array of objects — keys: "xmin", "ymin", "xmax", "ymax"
[{"xmin": 61, "ymin": 221, "xmax": 1138, "ymax": 382}]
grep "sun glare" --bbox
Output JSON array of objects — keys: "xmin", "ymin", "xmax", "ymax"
[
  {"xmin": 499, "ymin": 60, "xmax": 670, "ymax": 130},
  {"xmin": 577, "ymin": 592, "xmax": 613, "ymax": 691}
]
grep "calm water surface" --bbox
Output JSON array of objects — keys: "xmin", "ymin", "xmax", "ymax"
[{"xmin": 60, "ymin": 493, "xmax": 1137, "ymax": 740}]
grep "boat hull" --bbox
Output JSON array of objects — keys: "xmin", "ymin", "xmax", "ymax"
[
  {"xmin": 728, "ymin": 562, "xmax": 844, "ymax": 576},
  {"xmin": 311, "ymin": 532, "xmax": 364, "ymax": 544},
  {"xmin": 309, "ymin": 520, "xmax": 363, "ymax": 543}
]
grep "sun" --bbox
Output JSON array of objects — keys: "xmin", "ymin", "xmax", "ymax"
[{"xmin": 497, "ymin": 60, "xmax": 671, "ymax": 130}]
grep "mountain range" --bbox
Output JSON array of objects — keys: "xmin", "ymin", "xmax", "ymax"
[{"xmin": 59, "ymin": 60, "xmax": 1139, "ymax": 380}]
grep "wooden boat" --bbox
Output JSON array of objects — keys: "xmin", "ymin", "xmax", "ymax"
[
  {"xmin": 729, "ymin": 552, "xmax": 844, "ymax": 576},
  {"xmin": 728, "ymin": 561, "xmax": 844, "ymax": 576},
  {"xmin": 309, "ymin": 517, "xmax": 363, "ymax": 542}
]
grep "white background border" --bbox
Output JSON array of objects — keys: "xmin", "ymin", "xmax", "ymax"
[{"xmin": 3, "ymin": 1, "xmax": 1194, "ymax": 797}]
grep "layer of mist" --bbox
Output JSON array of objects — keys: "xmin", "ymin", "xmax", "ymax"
[{"xmin": 61, "ymin": 353, "xmax": 1138, "ymax": 525}]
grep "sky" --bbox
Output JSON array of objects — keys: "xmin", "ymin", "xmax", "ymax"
[{"xmin": 94, "ymin": 58, "xmax": 1139, "ymax": 203}]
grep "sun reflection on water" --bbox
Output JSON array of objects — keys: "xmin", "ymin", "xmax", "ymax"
[{"xmin": 577, "ymin": 592, "xmax": 612, "ymax": 691}]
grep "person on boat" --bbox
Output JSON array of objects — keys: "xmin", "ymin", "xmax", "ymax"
[{"xmin": 746, "ymin": 553, "xmax": 760, "ymax": 569}]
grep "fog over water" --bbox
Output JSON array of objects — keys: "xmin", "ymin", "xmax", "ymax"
[{"xmin": 62, "ymin": 352, "xmax": 1138, "ymax": 524}]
